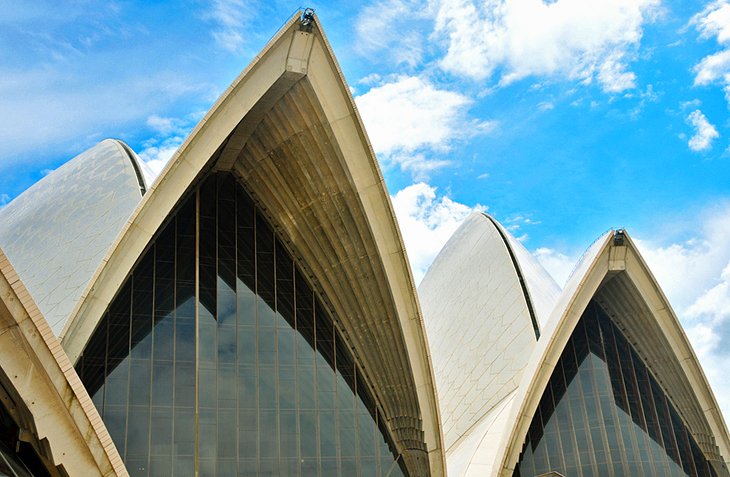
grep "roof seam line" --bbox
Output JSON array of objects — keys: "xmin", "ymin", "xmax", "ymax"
[
  {"xmin": 115, "ymin": 139, "xmax": 147, "ymax": 196},
  {"xmin": 483, "ymin": 213, "xmax": 541, "ymax": 340}
]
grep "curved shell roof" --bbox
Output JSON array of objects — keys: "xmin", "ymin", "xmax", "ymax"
[
  {"xmin": 0, "ymin": 139, "xmax": 146, "ymax": 334},
  {"xmin": 60, "ymin": 13, "xmax": 444, "ymax": 475},
  {"xmin": 419, "ymin": 212, "xmax": 559, "ymax": 475},
  {"xmin": 495, "ymin": 230, "xmax": 730, "ymax": 476}
]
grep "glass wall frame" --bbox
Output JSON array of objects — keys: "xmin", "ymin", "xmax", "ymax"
[{"xmin": 76, "ymin": 172, "xmax": 407, "ymax": 477}]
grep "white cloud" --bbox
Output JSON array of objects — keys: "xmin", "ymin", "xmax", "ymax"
[
  {"xmin": 686, "ymin": 260, "xmax": 730, "ymax": 323},
  {"xmin": 596, "ymin": 52, "xmax": 637, "ymax": 93},
  {"xmin": 386, "ymin": 153, "xmax": 454, "ymax": 181},
  {"xmin": 533, "ymin": 247, "xmax": 577, "ymax": 287},
  {"xmin": 634, "ymin": 202, "xmax": 730, "ymax": 422},
  {"xmin": 146, "ymin": 115, "xmax": 177, "ymax": 134},
  {"xmin": 137, "ymin": 137, "xmax": 183, "ymax": 179},
  {"xmin": 635, "ymin": 206, "xmax": 730, "ymax": 312},
  {"xmin": 355, "ymin": 0, "xmax": 430, "ymax": 67},
  {"xmin": 680, "ymin": 98, "xmax": 702, "ymax": 110},
  {"xmin": 0, "ymin": 66, "xmax": 212, "ymax": 171},
  {"xmin": 693, "ymin": 50, "xmax": 730, "ymax": 86},
  {"xmin": 686, "ymin": 109, "xmax": 719, "ymax": 151},
  {"xmin": 692, "ymin": 0, "xmax": 730, "ymax": 45},
  {"xmin": 431, "ymin": 0, "xmax": 659, "ymax": 93},
  {"xmin": 204, "ymin": 0, "xmax": 248, "ymax": 52},
  {"xmin": 504, "ymin": 213, "xmax": 542, "ymax": 244},
  {"xmin": 355, "ymin": 76, "xmax": 496, "ymax": 176},
  {"xmin": 691, "ymin": 1, "xmax": 730, "ymax": 107},
  {"xmin": 392, "ymin": 182, "xmax": 485, "ymax": 283},
  {"xmin": 136, "ymin": 113, "xmax": 203, "ymax": 181}
]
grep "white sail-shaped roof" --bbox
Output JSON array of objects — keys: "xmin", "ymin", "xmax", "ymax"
[
  {"xmin": 59, "ymin": 12, "xmax": 444, "ymax": 475},
  {"xmin": 422, "ymin": 216, "xmax": 729, "ymax": 476},
  {"xmin": 0, "ymin": 139, "xmax": 146, "ymax": 334},
  {"xmin": 493, "ymin": 230, "xmax": 730, "ymax": 476},
  {"xmin": 419, "ymin": 212, "xmax": 560, "ymax": 476}
]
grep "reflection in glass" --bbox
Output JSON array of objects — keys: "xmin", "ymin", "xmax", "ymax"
[
  {"xmin": 514, "ymin": 301, "xmax": 719, "ymax": 477},
  {"xmin": 77, "ymin": 172, "xmax": 406, "ymax": 476}
]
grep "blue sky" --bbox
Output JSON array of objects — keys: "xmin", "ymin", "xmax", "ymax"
[{"xmin": 2, "ymin": 1, "xmax": 730, "ymax": 421}]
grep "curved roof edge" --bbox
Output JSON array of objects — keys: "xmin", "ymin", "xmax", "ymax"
[
  {"xmin": 420, "ymin": 212, "xmax": 550, "ymax": 455},
  {"xmin": 420, "ymin": 212, "xmax": 561, "ymax": 475},
  {"xmin": 0, "ymin": 248, "xmax": 128, "ymax": 476},
  {"xmin": 494, "ymin": 230, "xmax": 730, "ymax": 476},
  {"xmin": 113, "ymin": 139, "xmax": 149, "ymax": 195},
  {"xmin": 483, "ymin": 213, "xmax": 561, "ymax": 336},
  {"xmin": 0, "ymin": 139, "xmax": 146, "ymax": 335},
  {"xmin": 60, "ymin": 11, "xmax": 444, "ymax": 475}
]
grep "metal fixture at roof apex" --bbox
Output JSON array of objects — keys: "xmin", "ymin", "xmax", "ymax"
[
  {"xmin": 613, "ymin": 228, "xmax": 626, "ymax": 246},
  {"xmin": 300, "ymin": 8, "xmax": 315, "ymax": 29}
]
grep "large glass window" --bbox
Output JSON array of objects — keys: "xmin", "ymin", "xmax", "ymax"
[
  {"xmin": 77, "ymin": 173, "xmax": 406, "ymax": 477},
  {"xmin": 514, "ymin": 301, "xmax": 719, "ymax": 477}
]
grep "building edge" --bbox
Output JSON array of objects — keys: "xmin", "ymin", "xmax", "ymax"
[{"xmin": 0, "ymin": 247, "xmax": 128, "ymax": 476}]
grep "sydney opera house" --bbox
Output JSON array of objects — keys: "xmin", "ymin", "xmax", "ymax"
[{"xmin": 0, "ymin": 11, "xmax": 728, "ymax": 477}]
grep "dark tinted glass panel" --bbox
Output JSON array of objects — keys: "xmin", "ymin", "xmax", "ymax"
[
  {"xmin": 77, "ymin": 172, "xmax": 405, "ymax": 476},
  {"xmin": 513, "ymin": 301, "xmax": 719, "ymax": 477}
]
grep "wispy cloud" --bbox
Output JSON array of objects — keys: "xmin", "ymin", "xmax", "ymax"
[
  {"xmin": 391, "ymin": 182, "xmax": 485, "ymax": 283},
  {"xmin": 354, "ymin": 0, "xmax": 431, "ymax": 67},
  {"xmin": 431, "ymin": 0, "xmax": 659, "ymax": 93},
  {"xmin": 692, "ymin": 0, "xmax": 730, "ymax": 44},
  {"xmin": 686, "ymin": 109, "xmax": 719, "ymax": 151},
  {"xmin": 204, "ymin": 0, "xmax": 250, "ymax": 53},
  {"xmin": 355, "ymin": 75, "xmax": 496, "ymax": 177},
  {"xmin": 0, "ymin": 66, "xmax": 211, "ymax": 169},
  {"xmin": 691, "ymin": 1, "xmax": 730, "ymax": 107},
  {"xmin": 533, "ymin": 247, "xmax": 578, "ymax": 287},
  {"xmin": 137, "ymin": 112, "xmax": 204, "ymax": 181}
]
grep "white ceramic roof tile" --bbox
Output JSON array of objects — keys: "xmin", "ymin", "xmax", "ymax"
[
  {"xmin": 419, "ymin": 213, "xmax": 538, "ymax": 450},
  {"xmin": 445, "ymin": 391, "xmax": 518, "ymax": 477},
  {"xmin": 0, "ymin": 139, "xmax": 145, "ymax": 335},
  {"xmin": 419, "ymin": 212, "xmax": 564, "ymax": 475}
]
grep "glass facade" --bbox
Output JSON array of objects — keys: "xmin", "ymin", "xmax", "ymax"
[
  {"xmin": 76, "ymin": 172, "xmax": 406, "ymax": 477},
  {"xmin": 514, "ymin": 301, "xmax": 719, "ymax": 477}
]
